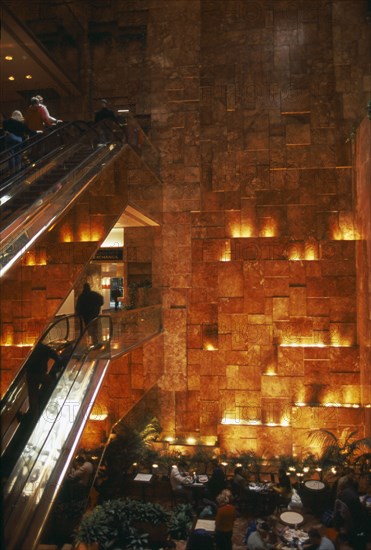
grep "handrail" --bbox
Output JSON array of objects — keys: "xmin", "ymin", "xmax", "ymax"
[
  {"xmin": 0, "ymin": 115, "xmax": 161, "ymax": 277},
  {"xmin": 0, "ymin": 120, "xmax": 92, "ymax": 177},
  {"xmin": 0, "ymin": 126, "xmax": 121, "ymax": 277},
  {"xmin": 0, "ymin": 314, "xmax": 81, "ymax": 409},
  {"xmin": 3, "ymin": 315, "xmax": 113, "ymax": 550},
  {"xmin": 0, "ymin": 315, "xmax": 83, "ymax": 459}
]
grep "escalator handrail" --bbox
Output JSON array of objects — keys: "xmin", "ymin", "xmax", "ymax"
[
  {"xmin": 0, "ymin": 119, "xmax": 123, "ymax": 199},
  {"xmin": 0, "ymin": 141, "xmax": 114, "ymax": 245},
  {"xmin": 0, "ymin": 314, "xmax": 82, "ymax": 413},
  {"xmin": 0, "ymin": 121, "xmax": 97, "ymax": 195},
  {"xmin": 0, "ymin": 120, "xmax": 92, "ymax": 172}
]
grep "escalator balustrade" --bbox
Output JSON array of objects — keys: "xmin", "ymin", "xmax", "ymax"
[{"xmin": 2, "ymin": 315, "xmax": 113, "ymax": 550}]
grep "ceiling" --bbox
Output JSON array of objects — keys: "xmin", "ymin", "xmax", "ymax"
[
  {"xmin": 0, "ymin": 4, "xmax": 80, "ymax": 103},
  {"xmin": 116, "ymin": 205, "xmax": 160, "ymax": 228}
]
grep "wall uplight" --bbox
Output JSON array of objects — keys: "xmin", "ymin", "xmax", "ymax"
[
  {"xmin": 5, "ymin": 55, "xmax": 13, "ymax": 60},
  {"xmin": 220, "ymin": 240, "xmax": 232, "ymax": 262},
  {"xmin": 8, "ymin": 75, "xmax": 15, "ymax": 81},
  {"xmin": 25, "ymin": 74, "xmax": 32, "ymax": 79},
  {"xmin": 241, "ymin": 225, "xmax": 253, "ymax": 238},
  {"xmin": 260, "ymin": 219, "xmax": 277, "ymax": 237},
  {"xmin": 204, "ymin": 343, "xmax": 217, "ymax": 351},
  {"xmin": 89, "ymin": 413, "xmax": 108, "ymax": 421}
]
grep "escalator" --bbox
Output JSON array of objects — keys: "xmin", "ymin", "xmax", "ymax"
[
  {"xmin": 0, "ymin": 114, "xmax": 160, "ymax": 279},
  {"xmin": 2, "ymin": 314, "xmax": 113, "ymax": 550},
  {"xmin": 1, "ymin": 314, "xmax": 83, "ymax": 474},
  {"xmin": 0, "ymin": 119, "xmax": 127, "ymax": 277}
]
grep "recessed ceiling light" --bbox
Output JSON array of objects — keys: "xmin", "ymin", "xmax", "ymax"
[
  {"xmin": 5, "ymin": 55, "xmax": 13, "ymax": 61},
  {"xmin": 8, "ymin": 76, "xmax": 15, "ymax": 81},
  {"xmin": 25, "ymin": 74, "xmax": 32, "ymax": 79}
]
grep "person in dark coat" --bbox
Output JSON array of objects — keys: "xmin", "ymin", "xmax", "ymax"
[
  {"xmin": 3, "ymin": 110, "xmax": 35, "ymax": 170},
  {"xmin": 76, "ymin": 282, "xmax": 104, "ymax": 345},
  {"xmin": 94, "ymin": 99, "xmax": 117, "ymax": 124},
  {"xmin": 94, "ymin": 99, "xmax": 117, "ymax": 144},
  {"xmin": 111, "ymin": 287, "xmax": 123, "ymax": 311},
  {"xmin": 206, "ymin": 460, "xmax": 227, "ymax": 500},
  {"xmin": 25, "ymin": 342, "xmax": 62, "ymax": 418}
]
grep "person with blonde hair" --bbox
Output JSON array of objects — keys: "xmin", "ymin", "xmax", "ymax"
[{"xmin": 215, "ymin": 488, "xmax": 236, "ymax": 550}]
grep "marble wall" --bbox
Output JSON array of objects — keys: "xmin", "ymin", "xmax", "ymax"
[{"xmin": 2, "ymin": 0, "xmax": 370, "ymax": 455}]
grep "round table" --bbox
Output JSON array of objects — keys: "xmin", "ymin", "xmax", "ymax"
[
  {"xmin": 304, "ymin": 480, "xmax": 325, "ymax": 491},
  {"xmin": 302, "ymin": 479, "xmax": 326, "ymax": 514},
  {"xmin": 280, "ymin": 510, "xmax": 304, "ymax": 526}
]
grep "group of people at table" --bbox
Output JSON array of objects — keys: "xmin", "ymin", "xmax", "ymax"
[{"xmin": 169, "ymin": 460, "xmax": 370, "ymax": 550}]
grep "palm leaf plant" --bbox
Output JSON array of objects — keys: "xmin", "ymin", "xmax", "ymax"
[{"xmin": 308, "ymin": 428, "xmax": 371, "ymax": 474}]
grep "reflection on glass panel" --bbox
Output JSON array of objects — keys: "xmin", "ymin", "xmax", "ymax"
[{"xmin": 111, "ymin": 305, "xmax": 162, "ymax": 355}]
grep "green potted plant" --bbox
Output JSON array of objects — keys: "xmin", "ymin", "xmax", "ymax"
[
  {"xmin": 74, "ymin": 498, "xmax": 170, "ymax": 550},
  {"xmin": 308, "ymin": 428, "xmax": 371, "ymax": 477},
  {"xmin": 168, "ymin": 504, "xmax": 194, "ymax": 541},
  {"xmin": 189, "ymin": 446, "xmax": 214, "ymax": 474}
]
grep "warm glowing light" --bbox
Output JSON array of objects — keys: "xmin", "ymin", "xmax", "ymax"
[
  {"xmin": 330, "ymin": 330, "xmax": 354, "ymax": 347},
  {"xmin": 303, "ymin": 467, "xmax": 309, "ymax": 473},
  {"xmin": 78, "ymin": 230, "xmax": 92, "ymax": 242},
  {"xmin": 186, "ymin": 437, "xmax": 196, "ymax": 445},
  {"xmin": 102, "ymin": 277, "xmax": 110, "ymax": 289},
  {"xmin": 280, "ymin": 418, "xmax": 290, "ymax": 427},
  {"xmin": 221, "ymin": 417, "xmax": 262, "ymax": 426},
  {"xmin": 220, "ymin": 240, "xmax": 231, "ymax": 262},
  {"xmin": 260, "ymin": 219, "xmax": 277, "ymax": 237},
  {"xmin": 304, "ymin": 241, "xmax": 318, "ymax": 260},
  {"xmin": 5, "ymin": 55, "xmax": 13, "ymax": 60},
  {"xmin": 265, "ymin": 366, "xmax": 277, "ymax": 376},
  {"xmin": 295, "ymin": 402, "xmax": 306, "ymax": 407},
  {"xmin": 204, "ymin": 343, "xmax": 217, "ymax": 351},
  {"xmin": 324, "ymin": 402, "xmax": 341, "ymax": 407},
  {"xmin": 3, "ymin": 334, "xmax": 14, "ymax": 346},
  {"xmin": 331, "ymin": 467, "xmax": 337, "ymax": 474},
  {"xmin": 205, "ymin": 437, "xmax": 217, "ymax": 446},
  {"xmin": 331, "ymin": 221, "xmax": 360, "ymax": 241},
  {"xmin": 89, "ymin": 413, "xmax": 108, "ymax": 421},
  {"xmin": 280, "ymin": 342, "xmax": 326, "ymax": 348},
  {"xmin": 8, "ymin": 75, "xmax": 15, "ymax": 81},
  {"xmin": 152, "ymin": 463, "xmax": 159, "ymax": 469},
  {"xmin": 241, "ymin": 225, "xmax": 253, "ymax": 238},
  {"xmin": 236, "ymin": 463, "xmax": 243, "ymax": 467},
  {"xmin": 25, "ymin": 74, "xmax": 32, "ymax": 79},
  {"xmin": 221, "ymin": 462, "xmax": 228, "ymax": 467},
  {"xmin": 91, "ymin": 230, "xmax": 102, "ymax": 241},
  {"xmin": 231, "ymin": 226, "xmax": 241, "ymax": 238},
  {"xmin": 287, "ymin": 243, "xmax": 302, "ymax": 261}
]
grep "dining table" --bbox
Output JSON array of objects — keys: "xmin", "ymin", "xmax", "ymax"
[
  {"xmin": 280, "ymin": 526, "xmax": 309, "ymax": 549},
  {"xmin": 279, "ymin": 510, "xmax": 304, "ymax": 526},
  {"xmin": 187, "ymin": 474, "xmax": 208, "ymax": 507}
]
